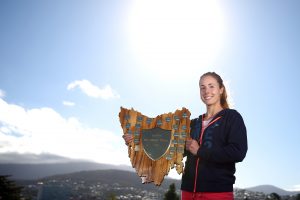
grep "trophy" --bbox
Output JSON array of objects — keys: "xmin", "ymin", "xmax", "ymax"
[{"xmin": 119, "ymin": 107, "xmax": 191, "ymax": 185}]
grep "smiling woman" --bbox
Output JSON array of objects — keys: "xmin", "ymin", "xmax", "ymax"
[{"xmin": 126, "ymin": 0, "xmax": 226, "ymax": 79}]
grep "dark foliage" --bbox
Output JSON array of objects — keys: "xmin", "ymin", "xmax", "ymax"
[
  {"xmin": 0, "ymin": 175, "xmax": 23, "ymax": 200},
  {"xmin": 164, "ymin": 183, "xmax": 179, "ymax": 200}
]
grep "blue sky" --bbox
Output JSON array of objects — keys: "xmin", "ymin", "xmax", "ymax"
[{"xmin": 0, "ymin": 0, "xmax": 300, "ymax": 191}]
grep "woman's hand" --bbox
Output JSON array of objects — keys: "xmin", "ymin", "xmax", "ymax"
[
  {"xmin": 185, "ymin": 139, "xmax": 200, "ymax": 156},
  {"xmin": 122, "ymin": 134, "xmax": 133, "ymax": 145}
]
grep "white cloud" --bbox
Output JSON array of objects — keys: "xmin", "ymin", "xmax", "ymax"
[
  {"xmin": 286, "ymin": 184, "xmax": 300, "ymax": 192},
  {"xmin": 0, "ymin": 89, "xmax": 6, "ymax": 98},
  {"xmin": 67, "ymin": 80, "xmax": 120, "ymax": 100},
  {"xmin": 62, "ymin": 101, "xmax": 75, "ymax": 107},
  {"xmin": 0, "ymin": 98, "xmax": 129, "ymax": 165}
]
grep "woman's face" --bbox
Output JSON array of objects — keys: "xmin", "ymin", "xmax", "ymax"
[{"xmin": 199, "ymin": 75, "xmax": 223, "ymax": 107}]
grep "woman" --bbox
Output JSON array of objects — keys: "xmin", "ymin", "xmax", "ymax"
[
  {"xmin": 123, "ymin": 72, "xmax": 248, "ymax": 200},
  {"xmin": 182, "ymin": 72, "xmax": 248, "ymax": 200}
]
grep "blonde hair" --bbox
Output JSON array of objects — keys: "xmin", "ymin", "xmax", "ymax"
[{"xmin": 200, "ymin": 72, "xmax": 230, "ymax": 109}]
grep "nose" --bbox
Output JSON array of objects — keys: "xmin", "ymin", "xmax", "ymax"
[{"xmin": 202, "ymin": 88, "xmax": 209, "ymax": 94}]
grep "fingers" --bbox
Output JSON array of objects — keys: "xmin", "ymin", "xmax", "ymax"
[
  {"xmin": 185, "ymin": 139, "xmax": 192, "ymax": 150},
  {"xmin": 185, "ymin": 139, "xmax": 200, "ymax": 155}
]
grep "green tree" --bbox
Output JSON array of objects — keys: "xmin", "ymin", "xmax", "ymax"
[
  {"xmin": 295, "ymin": 193, "xmax": 300, "ymax": 200},
  {"xmin": 107, "ymin": 193, "xmax": 116, "ymax": 200},
  {"xmin": 164, "ymin": 183, "xmax": 179, "ymax": 200},
  {"xmin": 0, "ymin": 175, "xmax": 23, "ymax": 200},
  {"xmin": 266, "ymin": 192, "xmax": 281, "ymax": 200}
]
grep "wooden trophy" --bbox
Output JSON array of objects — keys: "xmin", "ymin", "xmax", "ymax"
[{"xmin": 119, "ymin": 107, "xmax": 191, "ymax": 185}]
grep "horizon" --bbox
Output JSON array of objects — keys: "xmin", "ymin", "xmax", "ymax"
[
  {"xmin": 0, "ymin": 152, "xmax": 299, "ymax": 193},
  {"xmin": 1, "ymin": 0, "xmax": 300, "ymax": 192}
]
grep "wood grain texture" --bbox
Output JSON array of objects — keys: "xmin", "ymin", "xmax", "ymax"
[{"xmin": 119, "ymin": 107, "xmax": 191, "ymax": 185}]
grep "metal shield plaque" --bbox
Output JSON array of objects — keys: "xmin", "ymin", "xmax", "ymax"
[
  {"xmin": 142, "ymin": 127, "xmax": 171, "ymax": 161},
  {"xmin": 119, "ymin": 107, "xmax": 191, "ymax": 185}
]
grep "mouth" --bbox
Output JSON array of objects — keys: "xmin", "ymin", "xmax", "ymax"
[{"xmin": 203, "ymin": 96, "xmax": 212, "ymax": 100}]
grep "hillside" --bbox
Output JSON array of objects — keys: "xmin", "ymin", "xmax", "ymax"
[
  {"xmin": 16, "ymin": 169, "xmax": 300, "ymax": 200},
  {"xmin": 41, "ymin": 169, "xmax": 181, "ymax": 192},
  {"xmin": 0, "ymin": 162, "xmax": 134, "ymax": 180},
  {"xmin": 15, "ymin": 169, "xmax": 181, "ymax": 199},
  {"xmin": 245, "ymin": 184, "xmax": 299, "ymax": 196},
  {"xmin": 1, "ymin": 153, "xmax": 299, "ymax": 198}
]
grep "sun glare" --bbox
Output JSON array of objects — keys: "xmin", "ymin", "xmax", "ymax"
[{"xmin": 126, "ymin": 0, "xmax": 226, "ymax": 79}]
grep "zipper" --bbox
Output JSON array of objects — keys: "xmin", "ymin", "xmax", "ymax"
[{"xmin": 193, "ymin": 115, "xmax": 222, "ymax": 193}]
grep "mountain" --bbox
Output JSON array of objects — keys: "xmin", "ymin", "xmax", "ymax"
[
  {"xmin": 15, "ymin": 169, "xmax": 181, "ymax": 199},
  {"xmin": 1, "ymin": 153, "xmax": 300, "ymax": 198},
  {"xmin": 0, "ymin": 162, "xmax": 134, "ymax": 180},
  {"xmin": 0, "ymin": 152, "xmax": 75, "ymax": 164},
  {"xmin": 18, "ymin": 169, "xmax": 300, "ymax": 200},
  {"xmin": 245, "ymin": 185, "xmax": 299, "ymax": 196},
  {"xmin": 0, "ymin": 152, "xmax": 134, "ymax": 180},
  {"xmin": 40, "ymin": 169, "xmax": 181, "ymax": 192}
]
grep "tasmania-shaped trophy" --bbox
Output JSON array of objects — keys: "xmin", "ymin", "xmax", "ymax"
[{"xmin": 119, "ymin": 107, "xmax": 191, "ymax": 185}]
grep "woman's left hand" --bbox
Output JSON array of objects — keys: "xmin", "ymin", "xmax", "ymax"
[{"xmin": 185, "ymin": 139, "xmax": 200, "ymax": 156}]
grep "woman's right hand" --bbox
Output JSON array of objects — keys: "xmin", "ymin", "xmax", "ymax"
[
  {"xmin": 185, "ymin": 138, "xmax": 200, "ymax": 156},
  {"xmin": 122, "ymin": 134, "xmax": 133, "ymax": 145}
]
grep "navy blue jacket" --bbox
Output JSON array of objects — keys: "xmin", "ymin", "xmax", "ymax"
[{"xmin": 181, "ymin": 109, "xmax": 248, "ymax": 192}]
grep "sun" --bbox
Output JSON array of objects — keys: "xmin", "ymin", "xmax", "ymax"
[{"xmin": 126, "ymin": 0, "xmax": 226, "ymax": 79}]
